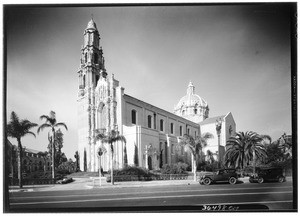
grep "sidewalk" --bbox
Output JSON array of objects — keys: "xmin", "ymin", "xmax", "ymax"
[{"xmin": 8, "ymin": 176, "xmax": 292, "ymax": 192}]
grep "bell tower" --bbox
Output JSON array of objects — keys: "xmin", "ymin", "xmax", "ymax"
[{"xmin": 77, "ymin": 19, "xmax": 107, "ymax": 172}]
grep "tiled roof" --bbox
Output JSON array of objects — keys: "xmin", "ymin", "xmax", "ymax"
[{"xmin": 199, "ymin": 115, "xmax": 225, "ymax": 125}]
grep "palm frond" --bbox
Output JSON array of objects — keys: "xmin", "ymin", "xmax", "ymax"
[
  {"xmin": 37, "ymin": 123, "xmax": 52, "ymax": 134},
  {"xmin": 55, "ymin": 122, "xmax": 68, "ymax": 131},
  {"xmin": 25, "ymin": 131, "xmax": 36, "ymax": 138}
]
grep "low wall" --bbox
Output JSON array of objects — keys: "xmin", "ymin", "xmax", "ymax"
[
  {"xmin": 106, "ymin": 174, "xmax": 188, "ymax": 182},
  {"xmin": 9, "ymin": 178, "xmax": 55, "ymax": 186}
]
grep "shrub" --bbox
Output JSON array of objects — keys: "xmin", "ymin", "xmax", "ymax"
[
  {"xmin": 108, "ymin": 166, "xmax": 152, "ymax": 177},
  {"xmin": 161, "ymin": 162, "xmax": 188, "ymax": 174}
]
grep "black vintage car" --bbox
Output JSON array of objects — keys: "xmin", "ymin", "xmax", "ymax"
[
  {"xmin": 57, "ymin": 177, "xmax": 73, "ymax": 184},
  {"xmin": 249, "ymin": 167, "xmax": 285, "ymax": 183},
  {"xmin": 199, "ymin": 169, "xmax": 239, "ymax": 185}
]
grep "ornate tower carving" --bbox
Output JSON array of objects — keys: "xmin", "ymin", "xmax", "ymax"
[
  {"xmin": 77, "ymin": 19, "xmax": 120, "ymax": 172},
  {"xmin": 77, "ymin": 19, "xmax": 106, "ymax": 172}
]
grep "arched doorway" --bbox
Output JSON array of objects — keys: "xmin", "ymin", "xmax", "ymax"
[{"xmin": 147, "ymin": 156, "xmax": 152, "ymax": 170}]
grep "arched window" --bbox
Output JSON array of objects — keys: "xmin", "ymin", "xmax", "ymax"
[
  {"xmin": 180, "ymin": 126, "xmax": 183, "ymax": 136},
  {"xmin": 148, "ymin": 115, "xmax": 152, "ymax": 128},
  {"xmin": 187, "ymin": 128, "xmax": 190, "ymax": 135},
  {"xmin": 170, "ymin": 123, "xmax": 174, "ymax": 134},
  {"xmin": 160, "ymin": 119, "xmax": 164, "ymax": 132},
  {"xmin": 131, "ymin": 110, "xmax": 137, "ymax": 124}
]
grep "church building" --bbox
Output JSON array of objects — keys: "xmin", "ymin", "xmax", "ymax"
[{"xmin": 77, "ymin": 19, "xmax": 236, "ymax": 172}]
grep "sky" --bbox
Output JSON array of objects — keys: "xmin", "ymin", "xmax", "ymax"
[{"xmin": 5, "ymin": 4, "xmax": 294, "ymax": 160}]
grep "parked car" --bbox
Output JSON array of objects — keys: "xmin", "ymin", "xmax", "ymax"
[
  {"xmin": 199, "ymin": 169, "xmax": 239, "ymax": 185},
  {"xmin": 57, "ymin": 177, "xmax": 73, "ymax": 184},
  {"xmin": 249, "ymin": 167, "xmax": 285, "ymax": 183}
]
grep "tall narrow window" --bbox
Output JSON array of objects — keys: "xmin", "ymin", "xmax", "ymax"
[
  {"xmin": 154, "ymin": 113, "xmax": 156, "ymax": 129},
  {"xmin": 187, "ymin": 128, "xmax": 190, "ymax": 135},
  {"xmin": 83, "ymin": 75, "xmax": 86, "ymax": 88},
  {"xmin": 131, "ymin": 110, "xmax": 137, "ymax": 124},
  {"xmin": 170, "ymin": 123, "xmax": 174, "ymax": 134},
  {"xmin": 160, "ymin": 119, "xmax": 164, "ymax": 132},
  {"xmin": 94, "ymin": 53, "xmax": 98, "ymax": 64},
  {"xmin": 180, "ymin": 126, "xmax": 183, "ymax": 136},
  {"xmin": 148, "ymin": 115, "xmax": 152, "ymax": 128}
]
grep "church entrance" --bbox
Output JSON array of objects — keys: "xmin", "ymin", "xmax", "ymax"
[{"xmin": 147, "ymin": 156, "xmax": 152, "ymax": 170}]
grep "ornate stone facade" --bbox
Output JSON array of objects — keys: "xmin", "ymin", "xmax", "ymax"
[{"xmin": 77, "ymin": 19, "xmax": 237, "ymax": 172}]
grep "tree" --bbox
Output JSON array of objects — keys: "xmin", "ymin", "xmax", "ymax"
[
  {"xmin": 123, "ymin": 142, "xmax": 128, "ymax": 168},
  {"xmin": 37, "ymin": 111, "xmax": 68, "ymax": 179},
  {"xmin": 134, "ymin": 143, "xmax": 139, "ymax": 167},
  {"xmin": 248, "ymin": 134, "xmax": 268, "ymax": 174},
  {"xmin": 179, "ymin": 133, "xmax": 213, "ymax": 181},
  {"xmin": 74, "ymin": 151, "xmax": 80, "ymax": 171},
  {"xmin": 37, "ymin": 151, "xmax": 49, "ymax": 174},
  {"xmin": 205, "ymin": 150, "xmax": 215, "ymax": 165},
  {"xmin": 278, "ymin": 133, "xmax": 292, "ymax": 159},
  {"xmin": 95, "ymin": 129, "xmax": 126, "ymax": 185},
  {"xmin": 47, "ymin": 129, "xmax": 66, "ymax": 169},
  {"xmin": 225, "ymin": 131, "xmax": 266, "ymax": 171},
  {"xmin": 6, "ymin": 111, "xmax": 38, "ymax": 188}
]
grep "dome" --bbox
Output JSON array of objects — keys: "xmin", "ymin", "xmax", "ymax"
[
  {"xmin": 175, "ymin": 82, "xmax": 208, "ymax": 110},
  {"xmin": 86, "ymin": 19, "xmax": 98, "ymax": 30}
]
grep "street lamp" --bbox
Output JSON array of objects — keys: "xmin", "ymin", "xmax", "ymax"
[{"xmin": 215, "ymin": 118, "xmax": 222, "ymax": 169}]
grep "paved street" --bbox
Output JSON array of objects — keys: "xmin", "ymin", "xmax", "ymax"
[{"xmin": 8, "ymin": 178, "xmax": 295, "ymax": 212}]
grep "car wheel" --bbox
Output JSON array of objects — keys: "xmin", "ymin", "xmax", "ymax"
[
  {"xmin": 203, "ymin": 178, "xmax": 211, "ymax": 185},
  {"xmin": 229, "ymin": 177, "xmax": 237, "ymax": 185},
  {"xmin": 278, "ymin": 176, "xmax": 285, "ymax": 183},
  {"xmin": 258, "ymin": 177, "xmax": 264, "ymax": 184}
]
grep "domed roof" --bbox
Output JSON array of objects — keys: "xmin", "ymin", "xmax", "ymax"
[
  {"xmin": 86, "ymin": 19, "xmax": 98, "ymax": 30},
  {"xmin": 175, "ymin": 82, "xmax": 208, "ymax": 109}
]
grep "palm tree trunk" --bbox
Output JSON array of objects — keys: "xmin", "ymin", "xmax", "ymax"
[
  {"xmin": 110, "ymin": 144, "xmax": 114, "ymax": 185},
  {"xmin": 193, "ymin": 159, "xmax": 197, "ymax": 181},
  {"xmin": 52, "ymin": 129, "xmax": 56, "ymax": 180},
  {"xmin": 191, "ymin": 154, "xmax": 197, "ymax": 181},
  {"xmin": 253, "ymin": 149, "xmax": 256, "ymax": 174},
  {"xmin": 11, "ymin": 148, "xmax": 14, "ymax": 179},
  {"xmin": 17, "ymin": 139, "xmax": 23, "ymax": 188}
]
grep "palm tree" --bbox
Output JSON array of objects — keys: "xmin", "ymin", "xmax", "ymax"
[
  {"xmin": 37, "ymin": 111, "xmax": 68, "ymax": 179},
  {"xmin": 95, "ymin": 129, "xmax": 126, "ymax": 185},
  {"xmin": 225, "ymin": 131, "xmax": 267, "ymax": 171},
  {"xmin": 179, "ymin": 133, "xmax": 213, "ymax": 181},
  {"xmin": 247, "ymin": 133, "xmax": 268, "ymax": 174},
  {"xmin": 6, "ymin": 111, "xmax": 38, "ymax": 188}
]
